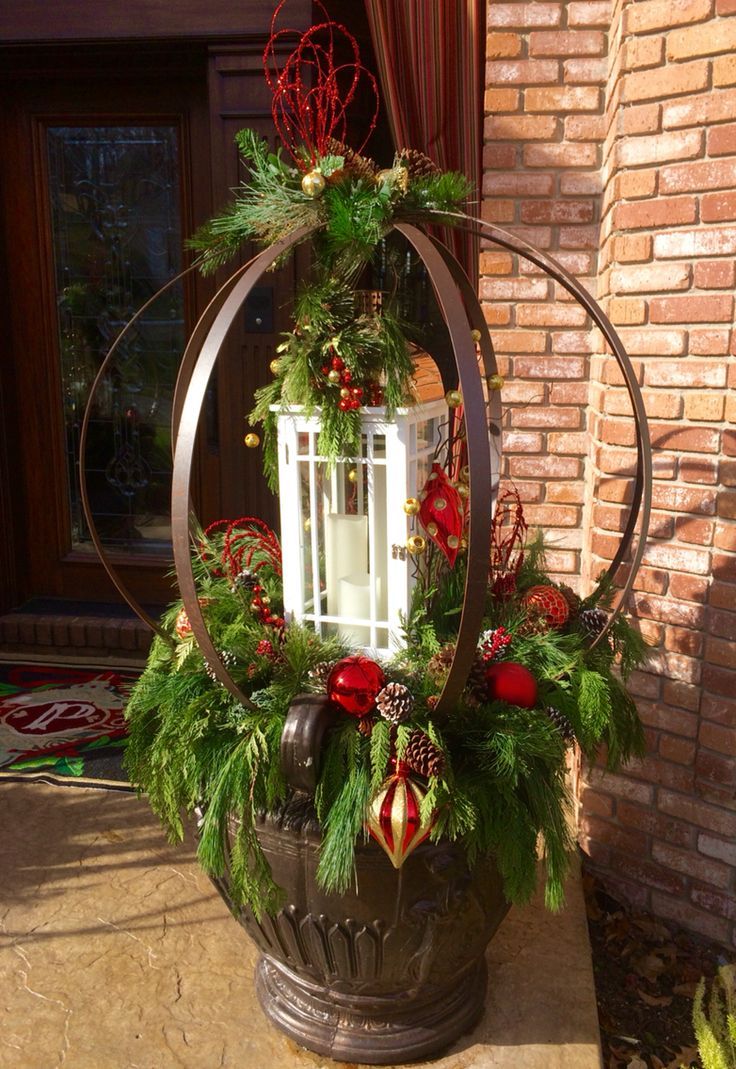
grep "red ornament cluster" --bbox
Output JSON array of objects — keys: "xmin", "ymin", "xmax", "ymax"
[
  {"xmin": 263, "ymin": 0, "xmax": 379, "ymax": 168},
  {"xmin": 327, "ymin": 655, "xmax": 385, "ymax": 718},
  {"xmin": 521, "ymin": 585, "xmax": 570, "ymax": 631},
  {"xmin": 319, "ymin": 351, "xmax": 383, "ymax": 411}
]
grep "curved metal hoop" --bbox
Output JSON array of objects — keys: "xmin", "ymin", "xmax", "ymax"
[
  {"xmin": 171, "ymin": 226, "xmax": 317, "ymax": 709},
  {"xmin": 78, "ymin": 263, "xmax": 200, "ymax": 643},
  {"xmin": 426, "ymin": 211, "xmax": 652, "ymax": 644}
]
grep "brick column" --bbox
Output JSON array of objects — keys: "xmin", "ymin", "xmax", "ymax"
[{"xmin": 482, "ymin": 0, "xmax": 736, "ymax": 948}]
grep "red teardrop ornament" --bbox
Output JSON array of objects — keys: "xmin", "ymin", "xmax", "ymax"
[
  {"xmin": 327, "ymin": 655, "xmax": 385, "ymax": 718},
  {"xmin": 418, "ymin": 463, "xmax": 464, "ymax": 566},
  {"xmin": 485, "ymin": 661, "xmax": 538, "ymax": 709}
]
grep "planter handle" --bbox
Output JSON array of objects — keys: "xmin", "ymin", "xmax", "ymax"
[{"xmin": 280, "ymin": 694, "xmax": 333, "ymax": 793}]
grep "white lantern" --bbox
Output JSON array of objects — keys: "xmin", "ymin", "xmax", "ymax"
[{"xmin": 276, "ymin": 400, "xmax": 448, "ymax": 656}]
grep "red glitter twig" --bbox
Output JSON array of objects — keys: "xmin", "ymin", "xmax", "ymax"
[{"xmin": 489, "ymin": 487, "xmax": 527, "ymax": 598}]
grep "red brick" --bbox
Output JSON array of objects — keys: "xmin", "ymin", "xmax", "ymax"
[
  {"xmin": 502, "ymin": 430, "xmax": 544, "ymax": 452},
  {"xmin": 680, "ymin": 457, "xmax": 720, "ymax": 484},
  {"xmin": 623, "ymin": 35, "xmax": 665, "ymax": 70},
  {"xmin": 508, "ymin": 455, "xmax": 581, "ymax": 479},
  {"xmin": 617, "ymin": 800, "xmax": 694, "ymax": 846},
  {"xmin": 706, "ymin": 613, "xmax": 736, "ymax": 644},
  {"xmin": 701, "ymin": 191, "xmax": 736, "ymax": 221},
  {"xmin": 489, "ymin": 4, "xmax": 563, "ymax": 27},
  {"xmin": 488, "ymin": 59, "xmax": 560, "ymax": 84},
  {"xmin": 482, "ymin": 143, "xmax": 518, "ymax": 170},
  {"xmin": 665, "ymin": 624, "xmax": 704, "ymax": 658},
  {"xmin": 617, "ymin": 168, "xmax": 658, "ymax": 199},
  {"xmin": 715, "ymin": 522, "xmax": 736, "ymax": 551},
  {"xmin": 483, "ymin": 172, "xmax": 555, "ymax": 197},
  {"xmin": 621, "ymin": 59, "xmax": 709, "ymax": 103},
  {"xmin": 621, "ymin": 330, "xmax": 687, "ymax": 357},
  {"xmin": 718, "ymin": 0, "xmax": 736, "ymax": 10},
  {"xmin": 695, "ymin": 747, "xmax": 736, "ymax": 793},
  {"xmin": 649, "ymin": 295, "xmax": 734, "ymax": 324},
  {"xmin": 688, "ymin": 327, "xmax": 736, "ymax": 357},
  {"xmin": 699, "ymin": 719, "xmax": 736, "ymax": 755},
  {"xmin": 675, "ymin": 516, "xmax": 715, "ymax": 544},
  {"xmin": 707, "ymin": 122, "xmax": 736, "ymax": 156},
  {"xmin": 486, "ymin": 31, "xmax": 523, "ymax": 58},
  {"xmin": 668, "ymin": 17, "xmax": 736, "ymax": 60},
  {"xmin": 642, "ymin": 543, "xmax": 711, "ymax": 575},
  {"xmin": 649, "ymin": 424, "xmax": 720, "ymax": 453},
  {"xmin": 625, "ymin": 0, "xmax": 713, "ymax": 33},
  {"xmin": 670, "ymin": 576, "xmax": 711, "ymax": 604},
  {"xmin": 484, "ymin": 87, "xmax": 520, "ymax": 112},
  {"xmin": 690, "ymin": 887, "xmax": 736, "ymax": 922},
  {"xmin": 511, "ymin": 405, "xmax": 581, "ymax": 428},
  {"xmin": 650, "ymin": 485, "xmax": 716, "ymax": 514},
  {"xmin": 486, "ymin": 114, "xmax": 559, "ymax": 140},
  {"xmin": 617, "ymin": 129, "xmax": 702, "ymax": 168},
  {"xmin": 663, "ymin": 87, "xmax": 736, "ymax": 129},
  {"xmin": 659, "ymin": 789, "xmax": 736, "ymax": 836},
  {"xmin": 699, "ymin": 832, "xmax": 736, "ymax": 865},
  {"xmin": 660, "ymin": 159, "xmax": 736, "ymax": 195},
  {"xmin": 560, "ymin": 172, "xmax": 603, "ymax": 195},
  {"xmin": 610, "ymin": 262, "xmax": 690, "ymax": 293},
  {"xmin": 581, "ymin": 815, "xmax": 650, "ymax": 856},
  {"xmin": 620, "ymin": 102, "xmax": 662, "ymax": 136},
  {"xmin": 609, "ymin": 853, "xmax": 689, "ymax": 897},
  {"xmin": 568, "ymin": 1, "xmax": 612, "ymax": 25},
  {"xmin": 714, "ymin": 54, "xmax": 736, "ymax": 86},
  {"xmin": 563, "ymin": 57, "xmax": 607, "ymax": 83},
  {"xmin": 481, "ymin": 278, "xmax": 549, "ymax": 301},
  {"xmin": 651, "ymin": 891, "xmax": 730, "ymax": 943},
  {"xmin": 523, "ymin": 142, "xmax": 598, "ymax": 168},
  {"xmin": 524, "ymin": 85, "xmax": 601, "ymax": 112},
  {"xmin": 694, "ymin": 261, "xmax": 736, "ymax": 290},
  {"xmin": 529, "ymin": 30, "xmax": 605, "ymax": 55},
  {"xmin": 614, "ymin": 197, "xmax": 697, "ymax": 230},
  {"xmin": 565, "ymin": 113, "xmax": 605, "ymax": 140},
  {"xmin": 653, "ymin": 840, "xmax": 731, "ymax": 888},
  {"xmin": 514, "ymin": 355, "xmax": 586, "ymax": 379}
]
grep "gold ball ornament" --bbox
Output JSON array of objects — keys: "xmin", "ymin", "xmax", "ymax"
[
  {"xmin": 244, "ymin": 432, "xmax": 260, "ymax": 448},
  {"xmin": 470, "ymin": 329, "xmax": 482, "ymax": 343},
  {"xmin": 445, "ymin": 389, "xmax": 463, "ymax": 409},
  {"xmin": 301, "ymin": 169, "xmax": 326, "ymax": 198},
  {"xmin": 406, "ymin": 535, "xmax": 427, "ymax": 555},
  {"xmin": 487, "ymin": 373, "xmax": 505, "ymax": 391},
  {"xmin": 348, "ymin": 468, "xmax": 358, "ymax": 483},
  {"xmin": 340, "ymin": 387, "xmax": 351, "ymax": 399},
  {"xmin": 457, "ymin": 483, "xmax": 469, "ymax": 500},
  {"xmin": 403, "ymin": 497, "xmax": 421, "ymax": 516},
  {"xmin": 269, "ymin": 358, "xmax": 281, "ymax": 375},
  {"xmin": 327, "ymin": 369, "xmax": 342, "ymax": 384},
  {"xmin": 460, "ymin": 465, "xmax": 470, "ymax": 483}
]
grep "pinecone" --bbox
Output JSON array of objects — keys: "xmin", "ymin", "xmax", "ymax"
[
  {"xmin": 308, "ymin": 660, "xmax": 334, "ymax": 691},
  {"xmin": 231, "ymin": 567, "xmax": 257, "ymax": 592},
  {"xmin": 559, "ymin": 583, "xmax": 582, "ymax": 618},
  {"xmin": 579, "ymin": 608, "xmax": 608, "ymax": 640},
  {"xmin": 323, "ymin": 138, "xmax": 378, "ymax": 181},
  {"xmin": 398, "ymin": 147, "xmax": 440, "ymax": 178},
  {"xmin": 466, "ymin": 653, "xmax": 488, "ymax": 703},
  {"xmin": 428, "ymin": 643, "xmax": 456, "ymax": 682},
  {"xmin": 518, "ymin": 606, "xmax": 549, "ymax": 636},
  {"xmin": 545, "ymin": 706, "xmax": 576, "ymax": 744},
  {"xmin": 357, "ymin": 716, "xmax": 375, "ymax": 738},
  {"xmin": 376, "ymin": 682, "xmax": 414, "ymax": 724},
  {"xmin": 404, "ymin": 729, "xmax": 445, "ymax": 778}
]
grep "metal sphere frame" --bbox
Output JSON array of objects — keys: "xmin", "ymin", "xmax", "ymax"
[{"xmin": 79, "ymin": 217, "xmax": 652, "ymax": 719}]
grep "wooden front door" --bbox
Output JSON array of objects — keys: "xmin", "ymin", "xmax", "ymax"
[{"xmin": 0, "ymin": 48, "xmax": 214, "ymax": 607}]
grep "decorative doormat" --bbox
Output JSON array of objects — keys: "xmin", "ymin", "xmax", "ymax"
[{"xmin": 0, "ymin": 663, "xmax": 137, "ymax": 791}]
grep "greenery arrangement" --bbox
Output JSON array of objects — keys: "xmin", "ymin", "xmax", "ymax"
[{"xmin": 125, "ymin": 507, "xmax": 646, "ymax": 918}]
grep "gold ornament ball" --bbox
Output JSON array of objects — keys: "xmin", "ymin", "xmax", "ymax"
[
  {"xmin": 459, "ymin": 464, "xmax": 470, "ymax": 483},
  {"xmin": 487, "ymin": 373, "xmax": 505, "ymax": 391},
  {"xmin": 327, "ymin": 369, "xmax": 342, "ymax": 384},
  {"xmin": 470, "ymin": 329, "xmax": 482, "ymax": 343},
  {"xmin": 269, "ymin": 358, "xmax": 281, "ymax": 375},
  {"xmin": 406, "ymin": 534, "xmax": 427, "ymax": 555},
  {"xmin": 403, "ymin": 497, "xmax": 421, "ymax": 516},
  {"xmin": 445, "ymin": 389, "xmax": 463, "ymax": 409},
  {"xmin": 244, "ymin": 432, "xmax": 260, "ymax": 448},
  {"xmin": 457, "ymin": 483, "xmax": 470, "ymax": 500},
  {"xmin": 261, "ymin": 594, "xmax": 271, "ymax": 606},
  {"xmin": 348, "ymin": 468, "xmax": 358, "ymax": 484},
  {"xmin": 340, "ymin": 387, "xmax": 351, "ymax": 399},
  {"xmin": 301, "ymin": 169, "xmax": 326, "ymax": 198},
  {"xmin": 304, "ymin": 518, "xmax": 312, "ymax": 532}
]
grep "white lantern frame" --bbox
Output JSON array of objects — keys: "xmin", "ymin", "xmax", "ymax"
[{"xmin": 276, "ymin": 400, "xmax": 448, "ymax": 656}]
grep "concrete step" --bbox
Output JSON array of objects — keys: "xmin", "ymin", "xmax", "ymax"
[{"xmin": 0, "ymin": 598, "xmax": 154, "ymax": 662}]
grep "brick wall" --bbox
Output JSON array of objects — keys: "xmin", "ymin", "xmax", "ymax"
[{"xmin": 482, "ymin": 0, "xmax": 736, "ymax": 948}]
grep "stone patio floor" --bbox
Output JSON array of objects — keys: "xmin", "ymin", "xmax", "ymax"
[{"xmin": 0, "ymin": 782, "xmax": 602, "ymax": 1069}]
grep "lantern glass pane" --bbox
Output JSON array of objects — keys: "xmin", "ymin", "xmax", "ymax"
[
  {"xmin": 297, "ymin": 432, "xmax": 309, "ymax": 455},
  {"xmin": 299, "ymin": 461, "xmax": 314, "ymax": 609}
]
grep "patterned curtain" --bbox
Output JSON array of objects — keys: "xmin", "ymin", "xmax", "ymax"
[{"xmin": 364, "ymin": 0, "xmax": 485, "ymax": 286}]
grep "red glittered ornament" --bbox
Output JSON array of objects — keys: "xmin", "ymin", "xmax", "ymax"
[
  {"xmin": 485, "ymin": 661, "xmax": 538, "ymax": 709},
  {"xmin": 521, "ymin": 585, "xmax": 570, "ymax": 630},
  {"xmin": 327, "ymin": 655, "xmax": 385, "ymax": 718},
  {"xmin": 418, "ymin": 463, "xmax": 465, "ymax": 566}
]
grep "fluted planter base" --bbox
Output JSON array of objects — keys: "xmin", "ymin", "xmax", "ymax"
[
  {"xmin": 213, "ymin": 797, "xmax": 510, "ymax": 1064},
  {"xmin": 255, "ymin": 954, "xmax": 488, "ymax": 1064}
]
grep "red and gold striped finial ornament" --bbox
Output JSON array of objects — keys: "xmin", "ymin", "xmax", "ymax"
[{"xmin": 366, "ymin": 770, "xmax": 436, "ymax": 868}]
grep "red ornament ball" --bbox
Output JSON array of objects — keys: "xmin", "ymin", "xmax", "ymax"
[
  {"xmin": 485, "ymin": 661, "xmax": 538, "ymax": 709},
  {"xmin": 521, "ymin": 585, "xmax": 570, "ymax": 630},
  {"xmin": 328, "ymin": 655, "xmax": 385, "ymax": 718}
]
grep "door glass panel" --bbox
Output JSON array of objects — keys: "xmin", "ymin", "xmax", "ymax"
[{"xmin": 47, "ymin": 125, "xmax": 183, "ymax": 556}]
